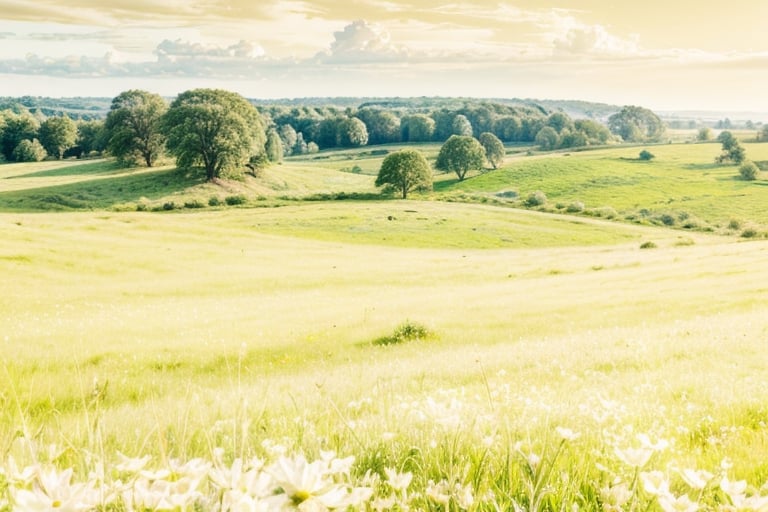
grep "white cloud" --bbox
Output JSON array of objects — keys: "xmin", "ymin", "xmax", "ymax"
[
  {"xmin": 553, "ymin": 24, "xmax": 640, "ymax": 57},
  {"xmin": 319, "ymin": 20, "xmax": 407, "ymax": 64}
]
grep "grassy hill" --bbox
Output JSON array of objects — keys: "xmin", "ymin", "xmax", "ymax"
[{"xmin": 3, "ymin": 142, "xmax": 768, "ymax": 509}]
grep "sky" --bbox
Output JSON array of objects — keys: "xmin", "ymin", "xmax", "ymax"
[{"xmin": 1, "ymin": 1, "xmax": 767, "ymax": 112}]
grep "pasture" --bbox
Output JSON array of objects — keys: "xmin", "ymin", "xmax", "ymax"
[{"xmin": 1, "ymin": 144, "xmax": 768, "ymax": 510}]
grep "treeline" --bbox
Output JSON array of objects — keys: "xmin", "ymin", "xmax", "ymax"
[
  {"xmin": 257, "ymin": 102, "xmax": 620, "ymax": 156},
  {"xmin": 0, "ymin": 89, "xmax": 666, "ymax": 166}
]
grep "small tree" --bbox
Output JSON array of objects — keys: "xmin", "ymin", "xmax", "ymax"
[
  {"xmin": 715, "ymin": 131, "xmax": 746, "ymax": 165},
  {"xmin": 639, "ymin": 150, "xmax": 655, "ymax": 161},
  {"xmin": 451, "ymin": 115, "xmax": 473, "ymax": 137},
  {"xmin": 435, "ymin": 135, "xmax": 485, "ymax": 181},
  {"xmin": 479, "ymin": 132, "xmax": 505, "ymax": 169},
  {"xmin": 535, "ymin": 126, "xmax": 559, "ymax": 150},
  {"xmin": 105, "ymin": 90, "xmax": 167, "ymax": 167},
  {"xmin": 265, "ymin": 129, "xmax": 283, "ymax": 163},
  {"xmin": 696, "ymin": 127, "xmax": 713, "ymax": 142},
  {"xmin": 12, "ymin": 138, "xmax": 47, "ymax": 162},
  {"xmin": 739, "ymin": 160, "xmax": 759, "ymax": 181},
  {"xmin": 375, "ymin": 149, "xmax": 432, "ymax": 199}
]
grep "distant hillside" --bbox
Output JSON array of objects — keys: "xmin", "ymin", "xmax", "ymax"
[{"xmin": 0, "ymin": 96, "xmax": 111, "ymax": 119}]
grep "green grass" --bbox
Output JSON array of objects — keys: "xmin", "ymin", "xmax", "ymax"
[
  {"xmin": 438, "ymin": 142, "xmax": 768, "ymax": 233},
  {"xmin": 3, "ymin": 146, "xmax": 768, "ymax": 509}
]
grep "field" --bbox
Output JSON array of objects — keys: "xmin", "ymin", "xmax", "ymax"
[{"xmin": 2, "ymin": 143, "xmax": 768, "ymax": 510}]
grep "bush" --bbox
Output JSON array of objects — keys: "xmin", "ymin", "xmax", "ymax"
[
  {"xmin": 495, "ymin": 190, "xmax": 518, "ymax": 199},
  {"xmin": 640, "ymin": 241, "xmax": 657, "ymax": 249},
  {"xmin": 739, "ymin": 161, "xmax": 759, "ymax": 181},
  {"xmin": 162, "ymin": 201, "xmax": 176, "ymax": 211},
  {"xmin": 12, "ymin": 139, "xmax": 47, "ymax": 162},
  {"xmin": 208, "ymin": 196, "xmax": 222, "ymax": 207},
  {"xmin": 225, "ymin": 195, "xmax": 246, "ymax": 206},
  {"xmin": 728, "ymin": 219, "xmax": 742, "ymax": 230},
  {"xmin": 639, "ymin": 150, "xmax": 655, "ymax": 161},
  {"xmin": 524, "ymin": 191, "xmax": 547, "ymax": 207},
  {"xmin": 658, "ymin": 213, "xmax": 675, "ymax": 226},
  {"xmin": 373, "ymin": 321, "xmax": 433, "ymax": 346},
  {"xmin": 741, "ymin": 228, "xmax": 759, "ymax": 238},
  {"xmin": 184, "ymin": 200, "xmax": 205, "ymax": 209},
  {"xmin": 566, "ymin": 201, "xmax": 585, "ymax": 213}
]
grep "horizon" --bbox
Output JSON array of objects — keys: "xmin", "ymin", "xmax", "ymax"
[{"xmin": 2, "ymin": 1, "xmax": 767, "ymax": 113}]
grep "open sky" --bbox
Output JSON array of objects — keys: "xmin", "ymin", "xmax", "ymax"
[{"xmin": 1, "ymin": 1, "xmax": 767, "ymax": 111}]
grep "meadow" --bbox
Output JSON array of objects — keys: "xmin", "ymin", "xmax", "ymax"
[{"xmin": 1, "ymin": 141, "xmax": 768, "ymax": 510}]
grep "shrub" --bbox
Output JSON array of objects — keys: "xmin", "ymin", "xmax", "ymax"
[
  {"xmin": 566, "ymin": 201, "xmax": 585, "ymax": 213},
  {"xmin": 208, "ymin": 196, "xmax": 222, "ymax": 207},
  {"xmin": 225, "ymin": 194, "xmax": 246, "ymax": 206},
  {"xmin": 525, "ymin": 191, "xmax": 547, "ymax": 207},
  {"xmin": 639, "ymin": 150, "xmax": 655, "ymax": 161},
  {"xmin": 739, "ymin": 161, "xmax": 759, "ymax": 181},
  {"xmin": 184, "ymin": 199, "xmax": 205, "ymax": 209},
  {"xmin": 741, "ymin": 228, "xmax": 758, "ymax": 238},
  {"xmin": 162, "ymin": 201, "xmax": 176, "ymax": 211},
  {"xmin": 640, "ymin": 241, "xmax": 657, "ymax": 249},
  {"xmin": 495, "ymin": 190, "xmax": 518, "ymax": 199},
  {"xmin": 12, "ymin": 139, "xmax": 47, "ymax": 162},
  {"xmin": 658, "ymin": 213, "xmax": 675, "ymax": 226},
  {"xmin": 728, "ymin": 219, "xmax": 742, "ymax": 230},
  {"xmin": 373, "ymin": 321, "xmax": 433, "ymax": 346}
]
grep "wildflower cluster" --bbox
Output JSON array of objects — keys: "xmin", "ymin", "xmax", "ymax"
[{"xmin": 0, "ymin": 445, "xmax": 373, "ymax": 511}]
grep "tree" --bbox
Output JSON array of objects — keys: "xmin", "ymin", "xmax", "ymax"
[
  {"xmin": 12, "ymin": 138, "xmax": 46, "ymax": 162},
  {"xmin": 1, "ymin": 110, "xmax": 39, "ymax": 161},
  {"xmin": 451, "ymin": 114, "xmax": 473, "ymax": 136},
  {"xmin": 535, "ymin": 126, "xmax": 559, "ymax": 150},
  {"xmin": 401, "ymin": 114, "xmax": 435, "ymax": 142},
  {"xmin": 493, "ymin": 116, "xmax": 521, "ymax": 141},
  {"xmin": 435, "ymin": 135, "xmax": 485, "ymax": 181},
  {"xmin": 546, "ymin": 112, "xmax": 574, "ymax": 133},
  {"xmin": 574, "ymin": 119, "xmax": 611, "ymax": 145},
  {"xmin": 739, "ymin": 160, "xmax": 758, "ymax": 181},
  {"xmin": 77, "ymin": 119, "xmax": 107, "ymax": 156},
  {"xmin": 337, "ymin": 117, "xmax": 368, "ymax": 147},
  {"xmin": 39, "ymin": 116, "xmax": 77, "ymax": 159},
  {"xmin": 162, "ymin": 88, "xmax": 266, "ymax": 181},
  {"xmin": 265, "ymin": 129, "xmax": 283, "ymax": 163},
  {"xmin": 607, "ymin": 105, "xmax": 665, "ymax": 142},
  {"xmin": 294, "ymin": 132, "xmax": 308, "ymax": 155},
  {"xmin": 356, "ymin": 109, "xmax": 400, "ymax": 145},
  {"xmin": 375, "ymin": 149, "xmax": 432, "ymax": 199},
  {"xmin": 278, "ymin": 124, "xmax": 297, "ymax": 156},
  {"xmin": 479, "ymin": 132, "xmax": 505, "ymax": 169},
  {"xmin": 638, "ymin": 150, "xmax": 655, "ymax": 161},
  {"xmin": 105, "ymin": 90, "xmax": 167, "ymax": 167},
  {"xmin": 696, "ymin": 127, "xmax": 713, "ymax": 142},
  {"xmin": 715, "ymin": 131, "xmax": 746, "ymax": 165}
]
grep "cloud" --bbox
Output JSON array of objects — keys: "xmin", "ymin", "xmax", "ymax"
[
  {"xmin": 553, "ymin": 24, "xmax": 640, "ymax": 57},
  {"xmin": 318, "ymin": 20, "xmax": 407, "ymax": 64},
  {"xmin": 156, "ymin": 39, "xmax": 265, "ymax": 59}
]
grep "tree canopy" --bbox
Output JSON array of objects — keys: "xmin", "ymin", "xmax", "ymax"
[
  {"xmin": 162, "ymin": 89, "xmax": 266, "ymax": 180},
  {"xmin": 715, "ymin": 131, "xmax": 746, "ymax": 165},
  {"xmin": 39, "ymin": 116, "xmax": 77, "ymax": 159},
  {"xmin": 105, "ymin": 90, "xmax": 167, "ymax": 167},
  {"xmin": 608, "ymin": 106, "xmax": 665, "ymax": 143},
  {"xmin": 479, "ymin": 132, "xmax": 505, "ymax": 169},
  {"xmin": 435, "ymin": 135, "xmax": 485, "ymax": 181},
  {"xmin": 375, "ymin": 149, "xmax": 432, "ymax": 199}
]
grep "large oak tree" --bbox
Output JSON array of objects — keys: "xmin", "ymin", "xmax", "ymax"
[{"xmin": 162, "ymin": 89, "xmax": 266, "ymax": 180}]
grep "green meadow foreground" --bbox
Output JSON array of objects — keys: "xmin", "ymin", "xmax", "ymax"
[{"xmin": 2, "ymin": 147, "xmax": 768, "ymax": 510}]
